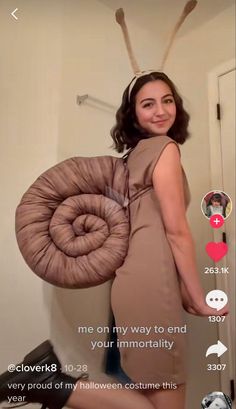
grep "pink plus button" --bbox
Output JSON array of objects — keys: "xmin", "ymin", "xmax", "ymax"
[{"xmin": 210, "ymin": 214, "xmax": 224, "ymax": 228}]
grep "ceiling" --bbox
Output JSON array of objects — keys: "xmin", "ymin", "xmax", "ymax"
[{"xmin": 98, "ymin": 0, "xmax": 235, "ymax": 39}]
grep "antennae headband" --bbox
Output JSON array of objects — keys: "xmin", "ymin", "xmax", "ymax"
[{"xmin": 115, "ymin": 1, "xmax": 198, "ymax": 89}]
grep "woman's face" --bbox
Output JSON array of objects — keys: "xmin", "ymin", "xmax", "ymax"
[{"xmin": 135, "ymin": 80, "xmax": 176, "ymax": 136}]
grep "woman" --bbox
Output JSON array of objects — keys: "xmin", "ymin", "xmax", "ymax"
[{"xmin": 0, "ymin": 72, "xmax": 228, "ymax": 409}]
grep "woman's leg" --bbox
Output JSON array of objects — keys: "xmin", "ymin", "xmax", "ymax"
[
  {"xmin": 143, "ymin": 383, "xmax": 186, "ymax": 409},
  {"xmin": 67, "ymin": 379, "xmax": 155, "ymax": 409}
]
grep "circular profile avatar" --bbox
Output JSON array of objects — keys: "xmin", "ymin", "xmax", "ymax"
[
  {"xmin": 201, "ymin": 191, "xmax": 232, "ymax": 220},
  {"xmin": 201, "ymin": 391, "xmax": 232, "ymax": 408}
]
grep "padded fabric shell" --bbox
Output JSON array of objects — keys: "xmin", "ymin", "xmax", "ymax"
[{"xmin": 15, "ymin": 156, "xmax": 130, "ymax": 289}]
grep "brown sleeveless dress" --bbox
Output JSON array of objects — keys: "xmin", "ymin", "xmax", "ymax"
[{"xmin": 111, "ymin": 135, "xmax": 190, "ymax": 385}]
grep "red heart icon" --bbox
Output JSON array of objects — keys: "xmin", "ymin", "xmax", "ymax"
[{"xmin": 205, "ymin": 242, "xmax": 228, "ymax": 262}]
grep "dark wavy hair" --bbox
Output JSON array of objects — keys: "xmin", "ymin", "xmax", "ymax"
[{"xmin": 110, "ymin": 72, "xmax": 190, "ymax": 153}]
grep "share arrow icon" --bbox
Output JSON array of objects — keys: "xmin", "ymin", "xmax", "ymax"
[{"xmin": 206, "ymin": 340, "xmax": 227, "ymax": 357}]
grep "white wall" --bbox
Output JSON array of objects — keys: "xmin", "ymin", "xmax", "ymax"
[
  {"xmin": 0, "ymin": 0, "xmax": 62, "ymax": 367},
  {"xmin": 0, "ymin": 1, "xmax": 235, "ymax": 408}
]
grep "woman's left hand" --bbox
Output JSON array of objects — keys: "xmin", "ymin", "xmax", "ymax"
[{"xmin": 185, "ymin": 302, "xmax": 229, "ymax": 317}]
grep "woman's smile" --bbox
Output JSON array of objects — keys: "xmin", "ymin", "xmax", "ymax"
[{"xmin": 152, "ymin": 119, "xmax": 168, "ymax": 125}]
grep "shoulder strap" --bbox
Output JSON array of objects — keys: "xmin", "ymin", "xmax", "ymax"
[{"xmin": 122, "ymin": 148, "xmax": 134, "ymax": 163}]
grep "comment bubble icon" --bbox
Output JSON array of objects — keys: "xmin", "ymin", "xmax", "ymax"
[{"xmin": 206, "ymin": 290, "xmax": 228, "ymax": 311}]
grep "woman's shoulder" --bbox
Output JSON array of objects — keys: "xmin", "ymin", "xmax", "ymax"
[
  {"xmin": 126, "ymin": 135, "xmax": 180, "ymax": 187},
  {"xmin": 136, "ymin": 135, "xmax": 175, "ymax": 148},
  {"xmin": 131, "ymin": 135, "xmax": 179, "ymax": 159}
]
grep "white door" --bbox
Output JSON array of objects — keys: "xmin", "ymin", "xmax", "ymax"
[{"xmin": 208, "ymin": 62, "xmax": 235, "ymax": 403}]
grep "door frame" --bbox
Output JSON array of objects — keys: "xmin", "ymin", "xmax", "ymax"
[{"xmin": 208, "ymin": 59, "xmax": 235, "ymax": 395}]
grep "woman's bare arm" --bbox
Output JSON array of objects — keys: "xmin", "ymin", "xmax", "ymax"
[{"xmin": 152, "ymin": 142, "xmax": 228, "ymax": 316}]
